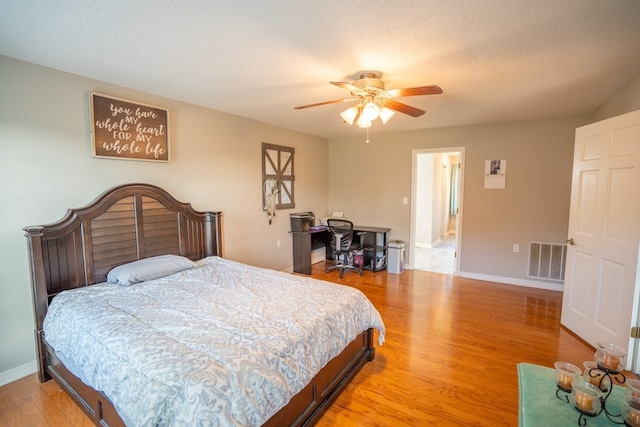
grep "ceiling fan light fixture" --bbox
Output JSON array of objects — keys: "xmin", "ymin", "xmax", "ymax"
[
  {"xmin": 356, "ymin": 116, "xmax": 372, "ymax": 129},
  {"xmin": 340, "ymin": 106, "xmax": 358, "ymax": 125},
  {"xmin": 295, "ymin": 74, "xmax": 441, "ymax": 133},
  {"xmin": 362, "ymin": 101, "xmax": 380, "ymax": 121},
  {"xmin": 379, "ymin": 107, "xmax": 396, "ymax": 124}
]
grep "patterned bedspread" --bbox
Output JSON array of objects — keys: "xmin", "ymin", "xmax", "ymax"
[{"xmin": 43, "ymin": 256, "xmax": 385, "ymax": 426}]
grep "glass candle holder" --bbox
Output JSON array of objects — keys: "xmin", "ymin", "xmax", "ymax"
[
  {"xmin": 622, "ymin": 399, "xmax": 640, "ymax": 427},
  {"xmin": 625, "ymin": 380, "xmax": 640, "ymax": 403},
  {"xmin": 554, "ymin": 361, "xmax": 582, "ymax": 392},
  {"xmin": 571, "ymin": 377, "xmax": 603, "ymax": 416},
  {"xmin": 595, "ymin": 343, "xmax": 626, "ymax": 373},
  {"xmin": 583, "ymin": 361, "xmax": 610, "ymax": 391}
]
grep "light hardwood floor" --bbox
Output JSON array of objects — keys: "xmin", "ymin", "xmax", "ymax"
[{"xmin": 1, "ymin": 262, "xmax": 601, "ymax": 426}]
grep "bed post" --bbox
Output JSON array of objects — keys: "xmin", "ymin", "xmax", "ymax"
[
  {"xmin": 205, "ymin": 212, "xmax": 223, "ymax": 257},
  {"xmin": 367, "ymin": 327, "xmax": 376, "ymax": 361},
  {"xmin": 24, "ymin": 226, "xmax": 50, "ymax": 383}
]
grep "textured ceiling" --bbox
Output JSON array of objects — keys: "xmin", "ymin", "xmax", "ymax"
[{"xmin": 1, "ymin": 0, "xmax": 640, "ymax": 139}]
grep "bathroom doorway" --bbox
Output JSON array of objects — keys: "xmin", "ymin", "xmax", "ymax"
[{"xmin": 410, "ymin": 148, "xmax": 464, "ymax": 274}]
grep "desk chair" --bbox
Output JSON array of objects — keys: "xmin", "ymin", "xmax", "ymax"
[{"xmin": 326, "ymin": 219, "xmax": 366, "ymax": 278}]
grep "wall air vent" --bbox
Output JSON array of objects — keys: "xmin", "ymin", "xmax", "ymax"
[{"xmin": 527, "ymin": 242, "xmax": 567, "ymax": 282}]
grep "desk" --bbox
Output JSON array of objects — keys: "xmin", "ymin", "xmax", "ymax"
[
  {"xmin": 291, "ymin": 225, "xmax": 390, "ymax": 275},
  {"xmin": 518, "ymin": 363, "xmax": 625, "ymax": 427}
]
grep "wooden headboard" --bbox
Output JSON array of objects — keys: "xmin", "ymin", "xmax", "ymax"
[{"xmin": 24, "ymin": 183, "xmax": 222, "ymax": 381}]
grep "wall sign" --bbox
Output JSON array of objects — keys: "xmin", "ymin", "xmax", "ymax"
[{"xmin": 91, "ymin": 92, "xmax": 170, "ymax": 161}]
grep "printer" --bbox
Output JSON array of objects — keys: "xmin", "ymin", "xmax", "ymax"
[{"xmin": 290, "ymin": 212, "xmax": 315, "ymax": 232}]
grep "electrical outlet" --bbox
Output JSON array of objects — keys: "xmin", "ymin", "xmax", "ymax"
[
  {"xmin": 513, "ymin": 244, "xmax": 519, "ymax": 252},
  {"xmin": 402, "ymin": 197, "xmax": 408, "ymax": 205}
]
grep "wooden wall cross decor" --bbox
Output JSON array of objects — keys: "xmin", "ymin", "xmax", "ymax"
[{"xmin": 262, "ymin": 143, "xmax": 295, "ymax": 222}]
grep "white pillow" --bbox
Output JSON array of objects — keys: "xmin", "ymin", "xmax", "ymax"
[{"xmin": 107, "ymin": 254, "xmax": 196, "ymax": 286}]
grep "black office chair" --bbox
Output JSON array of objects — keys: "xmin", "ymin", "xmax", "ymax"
[{"xmin": 326, "ymin": 219, "xmax": 365, "ymax": 278}]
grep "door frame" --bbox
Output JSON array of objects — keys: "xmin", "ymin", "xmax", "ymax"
[
  {"xmin": 633, "ymin": 240, "xmax": 640, "ymax": 371},
  {"xmin": 409, "ymin": 147, "xmax": 465, "ymax": 273}
]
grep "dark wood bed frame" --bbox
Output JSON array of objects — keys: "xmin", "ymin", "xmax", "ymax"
[{"xmin": 24, "ymin": 183, "xmax": 375, "ymax": 427}]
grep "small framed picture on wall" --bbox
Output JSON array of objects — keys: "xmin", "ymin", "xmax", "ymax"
[{"xmin": 484, "ymin": 159, "xmax": 506, "ymax": 189}]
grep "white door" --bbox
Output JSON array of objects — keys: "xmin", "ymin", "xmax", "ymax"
[{"xmin": 561, "ymin": 110, "xmax": 640, "ymax": 369}]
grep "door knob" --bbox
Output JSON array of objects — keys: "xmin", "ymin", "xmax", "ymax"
[{"xmin": 566, "ymin": 238, "xmax": 575, "ymax": 246}]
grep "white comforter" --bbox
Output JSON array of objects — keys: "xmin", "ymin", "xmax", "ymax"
[{"xmin": 43, "ymin": 256, "xmax": 385, "ymax": 426}]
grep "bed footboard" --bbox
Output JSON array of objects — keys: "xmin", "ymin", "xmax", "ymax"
[
  {"xmin": 41, "ymin": 328, "xmax": 375, "ymax": 427},
  {"xmin": 264, "ymin": 328, "xmax": 375, "ymax": 426}
]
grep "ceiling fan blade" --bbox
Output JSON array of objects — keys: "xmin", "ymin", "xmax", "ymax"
[
  {"xmin": 384, "ymin": 100, "xmax": 426, "ymax": 117},
  {"xmin": 294, "ymin": 98, "xmax": 357, "ymax": 109},
  {"xmin": 330, "ymin": 81, "xmax": 363, "ymax": 92},
  {"xmin": 386, "ymin": 85, "xmax": 443, "ymax": 98}
]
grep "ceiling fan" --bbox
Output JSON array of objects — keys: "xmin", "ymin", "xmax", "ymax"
[{"xmin": 294, "ymin": 72, "xmax": 443, "ymax": 128}]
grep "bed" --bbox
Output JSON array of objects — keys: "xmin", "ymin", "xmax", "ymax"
[{"xmin": 24, "ymin": 183, "xmax": 384, "ymax": 426}]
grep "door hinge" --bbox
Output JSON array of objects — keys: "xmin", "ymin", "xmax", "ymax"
[{"xmin": 631, "ymin": 326, "xmax": 640, "ymax": 338}]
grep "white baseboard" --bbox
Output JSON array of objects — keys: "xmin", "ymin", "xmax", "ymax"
[
  {"xmin": 0, "ymin": 360, "xmax": 37, "ymax": 387},
  {"xmin": 458, "ymin": 271, "xmax": 564, "ymax": 292},
  {"xmin": 400, "ymin": 265, "xmax": 564, "ymax": 292}
]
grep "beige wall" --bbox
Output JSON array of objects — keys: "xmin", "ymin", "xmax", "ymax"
[
  {"xmin": 328, "ymin": 117, "xmax": 590, "ymax": 281},
  {"xmin": 0, "ymin": 56, "xmax": 328, "ymax": 381},
  {"xmin": 592, "ymin": 73, "xmax": 640, "ymax": 122}
]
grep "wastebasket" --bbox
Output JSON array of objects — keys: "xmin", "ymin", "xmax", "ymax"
[{"xmin": 387, "ymin": 240, "xmax": 405, "ymax": 274}]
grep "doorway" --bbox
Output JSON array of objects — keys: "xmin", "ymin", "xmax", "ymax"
[{"xmin": 410, "ymin": 148, "xmax": 464, "ymax": 274}]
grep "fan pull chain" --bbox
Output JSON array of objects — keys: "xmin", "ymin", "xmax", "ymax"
[{"xmin": 365, "ymin": 127, "xmax": 370, "ymax": 143}]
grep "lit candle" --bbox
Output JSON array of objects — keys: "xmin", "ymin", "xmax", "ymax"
[
  {"xmin": 575, "ymin": 391, "xmax": 593, "ymax": 412},
  {"xmin": 602, "ymin": 353, "xmax": 620, "ymax": 371}
]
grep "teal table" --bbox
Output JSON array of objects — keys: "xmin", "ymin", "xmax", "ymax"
[{"xmin": 518, "ymin": 363, "xmax": 626, "ymax": 427}]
